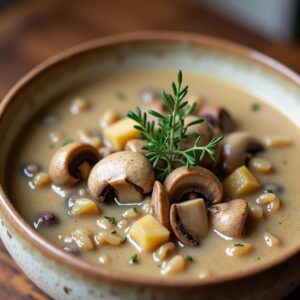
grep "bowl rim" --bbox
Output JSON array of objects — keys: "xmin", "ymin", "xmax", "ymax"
[{"xmin": 0, "ymin": 31, "xmax": 300, "ymax": 288}]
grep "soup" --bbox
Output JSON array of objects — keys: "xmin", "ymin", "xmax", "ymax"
[{"xmin": 7, "ymin": 69, "xmax": 300, "ymax": 279}]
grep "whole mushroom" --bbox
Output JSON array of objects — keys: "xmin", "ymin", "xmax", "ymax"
[
  {"xmin": 199, "ymin": 104, "xmax": 235, "ymax": 134},
  {"xmin": 220, "ymin": 132, "xmax": 264, "ymax": 175},
  {"xmin": 164, "ymin": 166, "xmax": 223, "ymax": 206},
  {"xmin": 49, "ymin": 142, "xmax": 101, "ymax": 187},
  {"xmin": 88, "ymin": 151, "xmax": 154, "ymax": 204}
]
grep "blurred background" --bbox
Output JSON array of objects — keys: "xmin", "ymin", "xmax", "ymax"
[{"xmin": 0, "ymin": 0, "xmax": 299, "ymax": 299}]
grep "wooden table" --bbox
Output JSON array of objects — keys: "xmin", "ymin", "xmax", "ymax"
[{"xmin": 0, "ymin": 0, "xmax": 299, "ymax": 298}]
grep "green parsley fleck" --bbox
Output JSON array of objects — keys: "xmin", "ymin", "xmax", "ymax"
[
  {"xmin": 104, "ymin": 216, "xmax": 116, "ymax": 225},
  {"xmin": 265, "ymin": 189, "xmax": 273, "ymax": 194},
  {"xmin": 234, "ymin": 243, "xmax": 244, "ymax": 247},
  {"xmin": 122, "ymin": 237, "xmax": 128, "ymax": 244},
  {"xmin": 133, "ymin": 207, "xmax": 138, "ymax": 213},
  {"xmin": 111, "ymin": 230, "xmax": 117, "ymax": 235},
  {"xmin": 116, "ymin": 91, "xmax": 126, "ymax": 101},
  {"xmin": 185, "ymin": 255, "xmax": 194, "ymax": 262},
  {"xmin": 129, "ymin": 254, "xmax": 138, "ymax": 264},
  {"xmin": 62, "ymin": 139, "xmax": 74, "ymax": 146},
  {"xmin": 251, "ymin": 103, "xmax": 261, "ymax": 111}
]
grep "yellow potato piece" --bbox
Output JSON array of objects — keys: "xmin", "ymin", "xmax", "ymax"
[
  {"xmin": 70, "ymin": 198, "xmax": 100, "ymax": 216},
  {"xmin": 103, "ymin": 118, "xmax": 140, "ymax": 150},
  {"xmin": 129, "ymin": 214, "xmax": 170, "ymax": 252},
  {"xmin": 223, "ymin": 165, "xmax": 260, "ymax": 198}
]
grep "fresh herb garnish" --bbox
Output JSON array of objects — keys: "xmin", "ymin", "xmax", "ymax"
[
  {"xmin": 133, "ymin": 207, "xmax": 138, "ymax": 213},
  {"xmin": 116, "ymin": 91, "xmax": 126, "ymax": 101},
  {"xmin": 185, "ymin": 255, "xmax": 194, "ymax": 262},
  {"xmin": 129, "ymin": 254, "xmax": 138, "ymax": 264},
  {"xmin": 251, "ymin": 103, "xmax": 261, "ymax": 111},
  {"xmin": 104, "ymin": 216, "xmax": 116, "ymax": 225},
  {"xmin": 128, "ymin": 70, "xmax": 224, "ymax": 181},
  {"xmin": 122, "ymin": 237, "xmax": 128, "ymax": 244},
  {"xmin": 62, "ymin": 139, "xmax": 74, "ymax": 146},
  {"xmin": 234, "ymin": 243, "xmax": 244, "ymax": 247},
  {"xmin": 111, "ymin": 230, "xmax": 117, "ymax": 235},
  {"xmin": 265, "ymin": 189, "xmax": 273, "ymax": 194}
]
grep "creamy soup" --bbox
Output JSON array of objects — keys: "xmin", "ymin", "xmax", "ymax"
[{"xmin": 7, "ymin": 69, "xmax": 300, "ymax": 279}]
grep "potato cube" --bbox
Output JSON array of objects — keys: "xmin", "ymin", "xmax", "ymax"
[
  {"xmin": 129, "ymin": 214, "xmax": 169, "ymax": 252},
  {"xmin": 103, "ymin": 118, "xmax": 140, "ymax": 150},
  {"xmin": 70, "ymin": 198, "xmax": 100, "ymax": 216},
  {"xmin": 223, "ymin": 165, "xmax": 260, "ymax": 198}
]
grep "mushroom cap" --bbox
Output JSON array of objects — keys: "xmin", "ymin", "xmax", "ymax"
[
  {"xmin": 49, "ymin": 141, "xmax": 101, "ymax": 187},
  {"xmin": 199, "ymin": 104, "xmax": 235, "ymax": 134},
  {"xmin": 88, "ymin": 151, "xmax": 155, "ymax": 201},
  {"xmin": 220, "ymin": 132, "xmax": 264, "ymax": 175},
  {"xmin": 181, "ymin": 116, "xmax": 218, "ymax": 169},
  {"xmin": 164, "ymin": 166, "xmax": 223, "ymax": 205},
  {"xmin": 170, "ymin": 198, "xmax": 209, "ymax": 246},
  {"xmin": 209, "ymin": 199, "xmax": 248, "ymax": 238},
  {"xmin": 150, "ymin": 181, "xmax": 170, "ymax": 229},
  {"xmin": 125, "ymin": 139, "xmax": 148, "ymax": 155}
]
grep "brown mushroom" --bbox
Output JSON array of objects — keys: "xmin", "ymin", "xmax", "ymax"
[
  {"xmin": 170, "ymin": 198, "xmax": 208, "ymax": 246},
  {"xmin": 49, "ymin": 142, "xmax": 101, "ymax": 187},
  {"xmin": 180, "ymin": 116, "xmax": 219, "ymax": 169},
  {"xmin": 88, "ymin": 151, "xmax": 154, "ymax": 204},
  {"xmin": 150, "ymin": 181, "xmax": 170, "ymax": 229},
  {"xmin": 164, "ymin": 166, "xmax": 223, "ymax": 205},
  {"xmin": 125, "ymin": 139, "xmax": 148, "ymax": 155},
  {"xmin": 220, "ymin": 132, "xmax": 264, "ymax": 175},
  {"xmin": 199, "ymin": 104, "xmax": 235, "ymax": 134},
  {"xmin": 209, "ymin": 199, "xmax": 248, "ymax": 238}
]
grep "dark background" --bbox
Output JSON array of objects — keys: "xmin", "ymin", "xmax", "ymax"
[{"xmin": 0, "ymin": 0, "xmax": 299, "ymax": 299}]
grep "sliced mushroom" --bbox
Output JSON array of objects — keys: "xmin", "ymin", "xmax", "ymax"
[
  {"xmin": 209, "ymin": 199, "xmax": 248, "ymax": 238},
  {"xmin": 49, "ymin": 142, "xmax": 101, "ymax": 187},
  {"xmin": 180, "ymin": 116, "xmax": 218, "ymax": 169},
  {"xmin": 164, "ymin": 166, "xmax": 223, "ymax": 205},
  {"xmin": 170, "ymin": 198, "xmax": 208, "ymax": 246},
  {"xmin": 220, "ymin": 132, "xmax": 264, "ymax": 175},
  {"xmin": 88, "ymin": 151, "xmax": 154, "ymax": 204},
  {"xmin": 151, "ymin": 181, "xmax": 170, "ymax": 229},
  {"xmin": 199, "ymin": 104, "xmax": 235, "ymax": 134},
  {"xmin": 125, "ymin": 139, "xmax": 148, "ymax": 155}
]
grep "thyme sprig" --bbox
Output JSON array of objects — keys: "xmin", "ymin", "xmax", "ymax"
[{"xmin": 128, "ymin": 70, "xmax": 223, "ymax": 181}]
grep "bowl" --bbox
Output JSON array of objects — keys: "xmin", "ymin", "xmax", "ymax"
[{"xmin": 0, "ymin": 31, "xmax": 299, "ymax": 300}]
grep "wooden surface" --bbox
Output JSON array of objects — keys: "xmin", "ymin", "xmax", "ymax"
[{"xmin": 0, "ymin": 0, "xmax": 299, "ymax": 299}]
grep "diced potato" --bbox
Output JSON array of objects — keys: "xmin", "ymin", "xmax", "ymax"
[
  {"xmin": 129, "ymin": 214, "xmax": 169, "ymax": 252},
  {"xmin": 70, "ymin": 198, "xmax": 100, "ymax": 216},
  {"xmin": 103, "ymin": 118, "xmax": 139, "ymax": 150},
  {"xmin": 223, "ymin": 165, "xmax": 260, "ymax": 198}
]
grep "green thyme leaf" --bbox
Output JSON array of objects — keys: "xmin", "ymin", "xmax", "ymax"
[{"xmin": 104, "ymin": 216, "xmax": 116, "ymax": 225}]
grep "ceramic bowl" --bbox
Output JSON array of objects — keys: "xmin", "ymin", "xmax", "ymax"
[{"xmin": 0, "ymin": 32, "xmax": 299, "ymax": 300}]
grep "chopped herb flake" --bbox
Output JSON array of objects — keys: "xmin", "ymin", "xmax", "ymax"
[
  {"xmin": 116, "ymin": 91, "xmax": 126, "ymax": 101},
  {"xmin": 129, "ymin": 254, "xmax": 138, "ymax": 264},
  {"xmin": 122, "ymin": 237, "xmax": 128, "ymax": 244},
  {"xmin": 185, "ymin": 255, "xmax": 194, "ymax": 262},
  {"xmin": 133, "ymin": 207, "xmax": 138, "ymax": 213},
  {"xmin": 234, "ymin": 243, "xmax": 244, "ymax": 247},
  {"xmin": 265, "ymin": 189, "xmax": 273, "ymax": 194},
  {"xmin": 251, "ymin": 103, "xmax": 261, "ymax": 111},
  {"xmin": 62, "ymin": 139, "xmax": 74, "ymax": 146},
  {"xmin": 104, "ymin": 216, "xmax": 116, "ymax": 224},
  {"xmin": 111, "ymin": 230, "xmax": 117, "ymax": 235}
]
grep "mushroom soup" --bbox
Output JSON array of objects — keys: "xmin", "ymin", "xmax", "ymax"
[{"xmin": 7, "ymin": 69, "xmax": 300, "ymax": 278}]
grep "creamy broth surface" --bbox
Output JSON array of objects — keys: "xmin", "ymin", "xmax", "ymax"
[{"xmin": 7, "ymin": 69, "xmax": 300, "ymax": 279}]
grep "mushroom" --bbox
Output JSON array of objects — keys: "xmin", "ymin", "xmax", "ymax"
[
  {"xmin": 180, "ymin": 116, "xmax": 218, "ymax": 169},
  {"xmin": 209, "ymin": 199, "xmax": 248, "ymax": 238},
  {"xmin": 88, "ymin": 151, "xmax": 154, "ymax": 204},
  {"xmin": 164, "ymin": 166, "xmax": 223, "ymax": 205},
  {"xmin": 220, "ymin": 132, "xmax": 264, "ymax": 175},
  {"xmin": 125, "ymin": 139, "xmax": 148, "ymax": 155},
  {"xmin": 150, "ymin": 181, "xmax": 170, "ymax": 229},
  {"xmin": 170, "ymin": 198, "xmax": 209, "ymax": 246},
  {"xmin": 49, "ymin": 142, "xmax": 101, "ymax": 187},
  {"xmin": 199, "ymin": 104, "xmax": 235, "ymax": 134}
]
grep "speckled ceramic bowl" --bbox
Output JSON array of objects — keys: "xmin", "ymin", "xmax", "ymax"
[{"xmin": 0, "ymin": 32, "xmax": 299, "ymax": 300}]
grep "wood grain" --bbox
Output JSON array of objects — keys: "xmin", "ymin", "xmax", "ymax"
[{"xmin": 0, "ymin": 0, "xmax": 299, "ymax": 299}]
